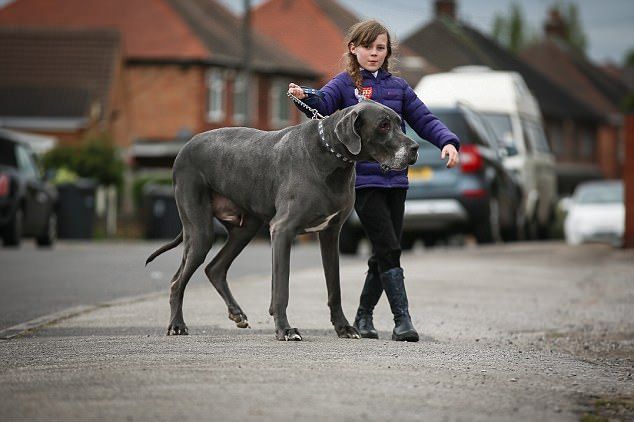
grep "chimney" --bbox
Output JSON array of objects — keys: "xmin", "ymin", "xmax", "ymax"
[
  {"xmin": 434, "ymin": 0, "xmax": 456, "ymax": 20},
  {"xmin": 544, "ymin": 8, "xmax": 568, "ymax": 39}
]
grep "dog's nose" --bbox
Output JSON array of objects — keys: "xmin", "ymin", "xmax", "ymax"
[{"xmin": 408, "ymin": 143, "xmax": 419, "ymax": 165}]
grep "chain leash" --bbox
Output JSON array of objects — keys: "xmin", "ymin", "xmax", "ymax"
[{"xmin": 286, "ymin": 91, "xmax": 326, "ymax": 120}]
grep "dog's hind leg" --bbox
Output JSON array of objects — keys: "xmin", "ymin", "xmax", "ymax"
[
  {"xmin": 167, "ymin": 182, "xmax": 214, "ymax": 336},
  {"xmin": 205, "ymin": 214, "xmax": 263, "ymax": 328}
]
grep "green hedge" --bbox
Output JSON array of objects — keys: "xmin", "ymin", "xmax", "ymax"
[{"xmin": 42, "ymin": 133, "xmax": 124, "ymax": 187}]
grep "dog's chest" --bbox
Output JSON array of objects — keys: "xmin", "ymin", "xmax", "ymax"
[{"xmin": 303, "ymin": 211, "xmax": 339, "ymax": 233}]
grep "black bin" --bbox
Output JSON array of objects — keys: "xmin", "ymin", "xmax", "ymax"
[
  {"xmin": 143, "ymin": 184, "xmax": 181, "ymax": 239},
  {"xmin": 56, "ymin": 179, "xmax": 97, "ymax": 239}
]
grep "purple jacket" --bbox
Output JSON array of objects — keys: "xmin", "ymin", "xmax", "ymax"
[{"xmin": 302, "ymin": 69, "xmax": 460, "ymax": 189}]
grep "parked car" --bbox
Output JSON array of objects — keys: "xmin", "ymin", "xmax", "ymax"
[
  {"xmin": 339, "ymin": 103, "xmax": 524, "ymax": 254},
  {"xmin": 415, "ymin": 67, "xmax": 557, "ymax": 239},
  {"xmin": 0, "ymin": 130, "xmax": 58, "ymax": 247},
  {"xmin": 564, "ymin": 180, "xmax": 624, "ymax": 247}
]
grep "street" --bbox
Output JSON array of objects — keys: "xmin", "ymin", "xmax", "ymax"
[
  {"xmin": 0, "ymin": 240, "xmax": 632, "ymax": 421},
  {"xmin": 0, "ymin": 238, "xmax": 329, "ymax": 330}
]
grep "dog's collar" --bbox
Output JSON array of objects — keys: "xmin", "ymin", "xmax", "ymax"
[{"xmin": 318, "ymin": 120, "xmax": 353, "ymax": 164}]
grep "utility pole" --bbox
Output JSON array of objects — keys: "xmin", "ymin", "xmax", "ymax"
[
  {"xmin": 242, "ymin": 0, "xmax": 252, "ymax": 127},
  {"xmin": 624, "ymin": 114, "xmax": 634, "ymax": 248}
]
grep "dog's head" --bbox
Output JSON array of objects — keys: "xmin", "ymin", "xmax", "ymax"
[{"xmin": 333, "ymin": 100, "xmax": 419, "ymax": 171}]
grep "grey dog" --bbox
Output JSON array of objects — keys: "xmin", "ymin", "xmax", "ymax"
[{"xmin": 146, "ymin": 100, "xmax": 419, "ymax": 341}]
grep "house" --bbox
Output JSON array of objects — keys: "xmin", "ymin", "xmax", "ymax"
[
  {"xmin": 403, "ymin": 0, "xmax": 611, "ymax": 195},
  {"xmin": 0, "ymin": 0, "xmax": 318, "ymax": 167},
  {"xmin": 0, "ymin": 27, "xmax": 125, "ymax": 147},
  {"xmin": 252, "ymin": 0, "xmax": 433, "ymax": 87},
  {"xmin": 519, "ymin": 8, "xmax": 629, "ymax": 181}
]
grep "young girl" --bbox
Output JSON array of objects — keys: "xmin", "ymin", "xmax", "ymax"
[{"xmin": 289, "ymin": 20, "xmax": 460, "ymax": 342}]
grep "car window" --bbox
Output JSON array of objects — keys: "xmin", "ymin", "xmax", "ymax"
[
  {"xmin": 15, "ymin": 145, "xmax": 40, "ymax": 180},
  {"xmin": 426, "ymin": 110, "xmax": 478, "ymax": 145},
  {"xmin": 480, "ymin": 113, "xmax": 518, "ymax": 156},
  {"xmin": 575, "ymin": 184, "xmax": 623, "ymax": 204},
  {"xmin": 521, "ymin": 118, "xmax": 551, "ymax": 155},
  {"xmin": 458, "ymin": 105, "xmax": 498, "ymax": 149}
]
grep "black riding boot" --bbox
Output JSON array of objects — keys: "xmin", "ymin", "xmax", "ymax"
[
  {"xmin": 379, "ymin": 267, "xmax": 419, "ymax": 342},
  {"xmin": 353, "ymin": 270, "xmax": 382, "ymax": 339}
]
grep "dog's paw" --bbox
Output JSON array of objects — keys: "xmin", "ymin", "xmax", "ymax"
[
  {"xmin": 167, "ymin": 323, "xmax": 189, "ymax": 336},
  {"xmin": 276, "ymin": 328, "xmax": 302, "ymax": 341},
  {"xmin": 228, "ymin": 311, "xmax": 250, "ymax": 328},
  {"xmin": 336, "ymin": 325, "xmax": 360, "ymax": 339}
]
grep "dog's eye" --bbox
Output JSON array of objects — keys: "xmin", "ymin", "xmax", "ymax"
[{"xmin": 378, "ymin": 121, "xmax": 390, "ymax": 132}]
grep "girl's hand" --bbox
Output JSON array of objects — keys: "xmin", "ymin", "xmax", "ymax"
[
  {"xmin": 441, "ymin": 144, "xmax": 460, "ymax": 168},
  {"xmin": 288, "ymin": 83, "xmax": 307, "ymax": 99}
]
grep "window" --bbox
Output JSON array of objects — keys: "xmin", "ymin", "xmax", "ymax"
[
  {"xmin": 577, "ymin": 126, "xmax": 595, "ymax": 159},
  {"xmin": 233, "ymin": 73, "xmax": 257, "ymax": 125},
  {"xmin": 521, "ymin": 118, "xmax": 551, "ymax": 155},
  {"xmin": 481, "ymin": 113, "xmax": 518, "ymax": 156},
  {"xmin": 207, "ymin": 68, "xmax": 226, "ymax": 122},
  {"xmin": 546, "ymin": 121, "xmax": 564, "ymax": 157},
  {"xmin": 16, "ymin": 145, "xmax": 39, "ymax": 180},
  {"xmin": 270, "ymin": 78, "xmax": 290, "ymax": 128}
]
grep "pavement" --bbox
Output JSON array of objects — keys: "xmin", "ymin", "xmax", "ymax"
[{"xmin": 1, "ymin": 241, "xmax": 632, "ymax": 421}]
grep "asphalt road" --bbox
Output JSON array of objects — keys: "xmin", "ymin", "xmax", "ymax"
[
  {"xmin": 0, "ymin": 241, "xmax": 632, "ymax": 421},
  {"xmin": 0, "ymin": 238, "xmax": 347, "ymax": 330}
]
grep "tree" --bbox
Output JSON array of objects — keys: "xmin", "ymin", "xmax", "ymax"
[
  {"xmin": 491, "ymin": 2, "xmax": 527, "ymax": 53},
  {"xmin": 552, "ymin": 1, "xmax": 587, "ymax": 54},
  {"xmin": 491, "ymin": 1, "xmax": 588, "ymax": 55}
]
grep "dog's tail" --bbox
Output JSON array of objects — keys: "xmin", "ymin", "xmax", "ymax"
[{"xmin": 145, "ymin": 231, "xmax": 183, "ymax": 266}]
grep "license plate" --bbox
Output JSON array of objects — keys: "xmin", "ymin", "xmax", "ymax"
[{"xmin": 409, "ymin": 166, "xmax": 433, "ymax": 181}]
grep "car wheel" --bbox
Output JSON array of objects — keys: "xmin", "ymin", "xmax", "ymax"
[
  {"xmin": 2, "ymin": 207, "xmax": 23, "ymax": 247},
  {"xmin": 474, "ymin": 196, "xmax": 502, "ymax": 244},
  {"xmin": 525, "ymin": 211, "xmax": 540, "ymax": 240},
  {"xmin": 537, "ymin": 206, "xmax": 553, "ymax": 240},
  {"xmin": 339, "ymin": 225, "xmax": 361, "ymax": 255},
  {"xmin": 503, "ymin": 204, "xmax": 526, "ymax": 242},
  {"xmin": 36, "ymin": 211, "xmax": 57, "ymax": 247}
]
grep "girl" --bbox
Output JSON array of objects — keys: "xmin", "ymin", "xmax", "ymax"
[{"xmin": 289, "ymin": 20, "xmax": 460, "ymax": 342}]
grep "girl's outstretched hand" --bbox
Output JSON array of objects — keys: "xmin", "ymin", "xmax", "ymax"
[
  {"xmin": 288, "ymin": 83, "xmax": 307, "ymax": 99},
  {"xmin": 441, "ymin": 144, "xmax": 460, "ymax": 168}
]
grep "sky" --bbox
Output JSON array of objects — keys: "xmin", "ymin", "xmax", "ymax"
[
  {"xmin": 218, "ymin": 0, "xmax": 634, "ymax": 65},
  {"xmin": 0, "ymin": 0, "xmax": 631, "ymax": 64}
]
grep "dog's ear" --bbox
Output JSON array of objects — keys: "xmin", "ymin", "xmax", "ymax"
[{"xmin": 334, "ymin": 109, "xmax": 361, "ymax": 155}]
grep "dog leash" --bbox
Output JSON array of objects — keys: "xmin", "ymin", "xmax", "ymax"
[{"xmin": 286, "ymin": 91, "xmax": 326, "ymax": 120}]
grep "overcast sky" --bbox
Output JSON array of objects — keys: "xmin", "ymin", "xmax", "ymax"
[
  {"xmin": 0, "ymin": 0, "xmax": 631, "ymax": 64},
  {"xmin": 220, "ymin": 0, "xmax": 634, "ymax": 65}
]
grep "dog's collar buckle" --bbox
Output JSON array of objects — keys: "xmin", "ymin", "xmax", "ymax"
[{"xmin": 318, "ymin": 120, "xmax": 352, "ymax": 164}]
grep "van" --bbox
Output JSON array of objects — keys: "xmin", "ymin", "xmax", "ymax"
[{"xmin": 415, "ymin": 66, "xmax": 557, "ymax": 238}]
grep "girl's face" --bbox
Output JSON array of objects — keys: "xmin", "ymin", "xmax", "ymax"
[{"xmin": 349, "ymin": 33, "xmax": 388, "ymax": 73}]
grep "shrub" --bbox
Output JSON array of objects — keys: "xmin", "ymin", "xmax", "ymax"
[{"xmin": 42, "ymin": 133, "xmax": 124, "ymax": 187}]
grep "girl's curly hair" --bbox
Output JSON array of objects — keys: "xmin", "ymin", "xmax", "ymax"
[{"xmin": 344, "ymin": 20, "xmax": 395, "ymax": 91}]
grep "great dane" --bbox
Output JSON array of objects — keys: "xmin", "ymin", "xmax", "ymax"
[{"xmin": 146, "ymin": 100, "xmax": 419, "ymax": 341}]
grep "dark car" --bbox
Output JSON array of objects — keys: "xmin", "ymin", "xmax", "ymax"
[
  {"xmin": 339, "ymin": 103, "xmax": 524, "ymax": 254},
  {"xmin": 0, "ymin": 130, "xmax": 58, "ymax": 247}
]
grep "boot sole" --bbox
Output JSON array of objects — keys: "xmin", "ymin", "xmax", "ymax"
[
  {"xmin": 360, "ymin": 331, "xmax": 379, "ymax": 339},
  {"xmin": 392, "ymin": 331, "xmax": 419, "ymax": 342}
]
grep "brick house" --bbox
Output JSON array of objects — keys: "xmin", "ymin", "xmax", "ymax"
[
  {"xmin": 0, "ymin": 27, "xmax": 126, "ymax": 148},
  {"xmin": 0, "ymin": 0, "xmax": 318, "ymax": 167},
  {"xmin": 403, "ymin": 0, "xmax": 611, "ymax": 195},
  {"xmin": 519, "ymin": 8, "xmax": 628, "ymax": 182}
]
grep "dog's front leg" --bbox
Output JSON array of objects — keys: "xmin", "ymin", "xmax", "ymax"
[
  {"xmin": 269, "ymin": 225, "xmax": 302, "ymax": 341},
  {"xmin": 319, "ymin": 227, "xmax": 360, "ymax": 339}
]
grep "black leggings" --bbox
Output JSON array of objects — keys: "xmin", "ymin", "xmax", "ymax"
[{"xmin": 354, "ymin": 188, "xmax": 407, "ymax": 274}]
